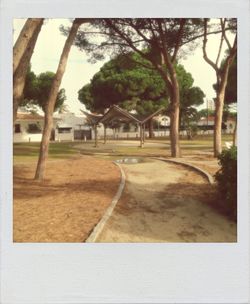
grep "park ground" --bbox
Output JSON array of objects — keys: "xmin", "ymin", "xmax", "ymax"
[{"xmin": 13, "ymin": 134, "xmax": 237, "ymax": 242}]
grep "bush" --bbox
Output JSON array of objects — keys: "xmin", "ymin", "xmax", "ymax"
[{"xmin": 215, "ymin": 146, "xmax": 237, "ymax": 220}]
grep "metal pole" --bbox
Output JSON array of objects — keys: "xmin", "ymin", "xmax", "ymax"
[
  {"xmin": 158, "ymin": 119, "xmax": 159, "ymax": 137},
  {"xmin": 165, "ymin": 118, "xmax": 167, "ymax": 137},
  {"xmin": 140, "ymin": 124, "xmax": 143, "ymax": 148},
  {"xmin": 94, "ymin": 124, "xmax": 98, "ymax": 147},
  {"xmin": 143, "ymin": 123, "xmax": 145, "ymax": 142},
  {"xmin": 104, "ymin": 124, "xmax": 107, "ymax": 144}
]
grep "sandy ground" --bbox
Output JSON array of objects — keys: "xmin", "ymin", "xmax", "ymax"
[
  {"xmin": 96, "ymin": 159, "xmax": 236, "ymax": 242},
  {"xmin": 13, "ymin": 156, "xmax": 120, "ymax": 242}
]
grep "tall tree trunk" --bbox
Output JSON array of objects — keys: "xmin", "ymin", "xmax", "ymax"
[
  {"xmin": 214, "ymin": 61, "xmax": 232, "ymax": 156},
  {"xmin": 202, "ymin": 18, "xmax": 237, "ymax": 157},
  {"xmin": 13, "ymin": 19, "xmax": 44, "ymax": 74},
  {"xmin": 160, "ymin": 51, "xmax": 181, "ymax": 157},
  {"xmin": 214, "ymin": 91, "xmax": 225, "ymax": 156},
  {"xmin": 169, "ymin": 76, "xmax": 181, "ymax": 157},
  {"xmin": 13, "ymin": 19, "xmax": 44, "ymax": 125},
  {"xmin": 157, "ymin": 68, "xmax": 181, "ymax": 157},
  {"xmin": 34, "ymin": 20, "xmax": 82, "ymax": 180},
  {"xmin": 170, "ymin": 101, "xmax": 181, "ymax": 157}
]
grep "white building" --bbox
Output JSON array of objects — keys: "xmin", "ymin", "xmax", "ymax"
[
  {"xmin": 13, "ymin": 111, "xmax": 91, "ymax": 143},
  {"xmin": 197, "ymin": 115, "xmax": 236, "ymax": 134},
  {"xmin": 54, "ymin": 112, "xmax": 91, "ymax": 141},
  {"xmin": 14, "ymin": 112, "xmax": 58, "ymax": 143}
]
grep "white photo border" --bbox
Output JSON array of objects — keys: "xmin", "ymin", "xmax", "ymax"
[{"xmin": 0, "ymin": 0, "xmax": 249, "ymax": 303}]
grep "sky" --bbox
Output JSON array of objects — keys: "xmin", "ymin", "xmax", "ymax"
[{"xmin": 13, "ymin": 18, "xmax": 233, "ymax": 114}]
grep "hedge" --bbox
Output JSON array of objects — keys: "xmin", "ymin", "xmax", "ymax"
[{"xmin": 215, "ymin": 146, "xmax": 237, "ymax": 220}]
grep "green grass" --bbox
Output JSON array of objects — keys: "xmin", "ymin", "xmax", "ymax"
[
  {"xmin": 13, "ymin": 134, "xmax": 234, "ymax": 162},
  {"xmin": 13, "ymin": 142, "xmax": 78, "ymax": 162}
]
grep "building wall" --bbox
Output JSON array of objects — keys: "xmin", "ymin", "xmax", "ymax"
[
  {"xmin": 13, "ymin": 120, "xmax": 58, "ymax": 143},
  {"xmin": 14, "ymin": 132, "xmax": 43, "ymax": 143},
  {"xmin": 14, "ymin": 120, "xmax": 44, "ymax": 143},
  {"xmin": 55, "ymin": 129, "xmax": 74, "ymax": 142},
  {"xmin": 55, "ymin": 113, "xmax": 87, "ymax": 130},
  {"xmin": 95, "ymin": 129, "xmax": 171, "ymax": 139}
]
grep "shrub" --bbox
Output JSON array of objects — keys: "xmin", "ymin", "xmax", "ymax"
[{"xmin": 215, "ymin": 146, "xmax": 237, "ymax": 220}]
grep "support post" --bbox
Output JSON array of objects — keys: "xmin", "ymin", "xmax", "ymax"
[
  {"xmin": 143, "ymin": 123, "xmax": 146, "ymax": 142},
  {"xmin": 139, "ymin": 124, "xmax": 144, "ymax": 148},
  {"xmin": 94, "ymin": 124, "xmax": 98, "ymax": 147},
  {"xmin": 104, "ymin": 124, "xmax": 107, "ymax": 144}
]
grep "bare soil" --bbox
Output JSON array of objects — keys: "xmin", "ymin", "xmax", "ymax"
[
  {"xmin": 13, "ymin": 156, "xmax": 120, "ymax": 242},
  {"xmin": 96, "ymin": 159, "xmax": 237, "ymax": 242}
]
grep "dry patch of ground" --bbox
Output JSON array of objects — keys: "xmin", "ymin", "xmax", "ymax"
[{"xmin": 14, "ymin": 156, "xmax": 120, "ymax": 242}]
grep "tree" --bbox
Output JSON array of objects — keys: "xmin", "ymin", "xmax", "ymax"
[
  {"xmin": 79, "ymin": 53, "xmax": 204, "ymax": 138},
  {"xmin": 13, "ymin": 19, "xmax": 44, "ymax": 124},
  {"xmin": 13, "ymin": 18, "xmax": 44, "ymax": 74},
  {"xmin": 225, "ymin": 56, "xmax": 237, "ymax": 146},
  {"xmin": 22, "ymin": 70, "xmax": 67, "ymax": 113},
  {"xmin": 202, "ymin": 18, "xmax": 237, "ymax": 156},
  {"xmin": 34, "ymin": 19, "xmax": 86, "ymax": 180},
  {"xmin": 177, "ymin": 64, "xmax": 205, "ymax": 129},
  {"xmin": 79, "ymin": 52, "xmax": 168, "ymax": 137},
  {"xmin": 224, "ymin": 56, "xmax": 237, "ymax": 105},
  {"xmin": 73, "ymin": 18, "xmax": 208, "ymax": 157},
  {"xmin": 197, "ymin": 108, "xmax": 215, "ymax": 119}
]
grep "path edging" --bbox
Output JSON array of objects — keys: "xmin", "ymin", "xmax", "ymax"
[
  {"xmin": 85, "ymin": 162, "xmax": 126, "ymax": 242},
  {"xmin": 155, "ymin": 157, "xmax": 215, "ymax": 184}
]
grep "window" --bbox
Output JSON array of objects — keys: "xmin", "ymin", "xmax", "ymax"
[
  {"xmin": 27, "ymin": 123, "xmax": 41, "ymax": 134},
  {"xmin": 58, "ymin": 128, "xmax": 72, "ymax": 134},
  {"xmin": 15, "ymin": 124, "xmax": 21, "ymax": 133}
]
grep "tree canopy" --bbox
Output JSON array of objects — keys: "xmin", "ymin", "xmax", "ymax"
[
  {"xmin": 22, "ymin": 68, "xmax": 67, "ymax": 113},
  {"xmin": 78, "ymin": 53, "xmax": 168, "ymax": 116},
  {"xmin": 78, "ymin": 53, "xmax": 205, "ymax": 124},
  {"xmin": 224, "ymin": 56, "xmax": 237, "ymax": 105},
  {"xmin": 71, "ymin": 18, "xmax": 208, "ymax": 157}
]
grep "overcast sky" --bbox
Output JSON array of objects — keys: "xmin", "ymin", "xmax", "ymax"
[{"xmin": 13, "ymin": 18, "xmax": 232, "ymax": 114}]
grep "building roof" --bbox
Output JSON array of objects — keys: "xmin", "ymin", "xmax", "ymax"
[
  {"xmin": 80, "ymin": 110, "xmax": 102, "ymax": 125},
  {"xmin": 16, "ymin": 112, "xmax": 60, "ymax": 121},
  {"xmin": 16, "ymin": 112, "xmax": 45, "ymax": 121},
  {"xmin": 83, "ymin": 105, "xmax": 166, "ymax": 126},
  {"xmin": 98, "ymin": 105, "xmax": 141, "ymax": 125}
]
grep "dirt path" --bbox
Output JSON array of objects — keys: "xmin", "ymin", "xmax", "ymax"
[{"xmin": 96, "ymin": 159, "xmax": 236, "ymax": 242}]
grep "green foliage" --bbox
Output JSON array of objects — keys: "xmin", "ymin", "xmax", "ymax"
[
  {"xmin": 22, "ymin": 68, "xmax": 67, "ymax": 113},
  {"xmin": 215, "ymin": 146, "xmax": 237, "ymax": 220},
  {"xmin": 225, "ymin": 56, "xmax": 237, "ymax": 104},
  {"xmin": 197, "ymin": 108, "xmax": 214, "ymax": 119},
  {"xmin": 176, "ymin": 64, "xmax": 205, "ymax": 128},
  {"xmin": 213, "ymin": 56, "xmax": 237, "ymax": 105},
  {"xmin": 78, "ymin": 84, "xmax": 94, "ymax": 112},
  {"xmin": 13, "ymin": 142, "xmax": 77, "ymax": 160},
  {"xmin": 78, "ymin": 53, "xmax": 204, "ymax": 120}
]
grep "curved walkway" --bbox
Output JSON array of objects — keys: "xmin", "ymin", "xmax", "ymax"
[{"xmin": 96, "ymin": 158, "xmax": 236, "ymax": 242}]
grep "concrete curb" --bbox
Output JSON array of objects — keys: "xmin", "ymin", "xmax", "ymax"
[
  {"xmin": 155, "ymin": 157, "xmax": 215, "ymax": 184},
  {"xmin": 85, "ymin": 162, "xmax": 126, "ymax": 243}
]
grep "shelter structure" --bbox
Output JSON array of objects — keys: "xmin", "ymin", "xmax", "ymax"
[
  {"xmin": 88, "ymin": 105, "xmax": 165, "ymax": 148},
  {"xmin": 81, "ymin": 111, "xmax": 103, "ymax": 147}
]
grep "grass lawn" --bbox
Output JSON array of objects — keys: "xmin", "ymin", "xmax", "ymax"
[
  {"xmin": 13, "ymin": 134, "xmax": 234, "ymax": 162},
  {"xmin": 13, "ymin": 142, "xmax": 79, "ymax": 163},
  {"xmin": 71, "ymin": 134, "xmax": 234, "ymax": 158}
]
